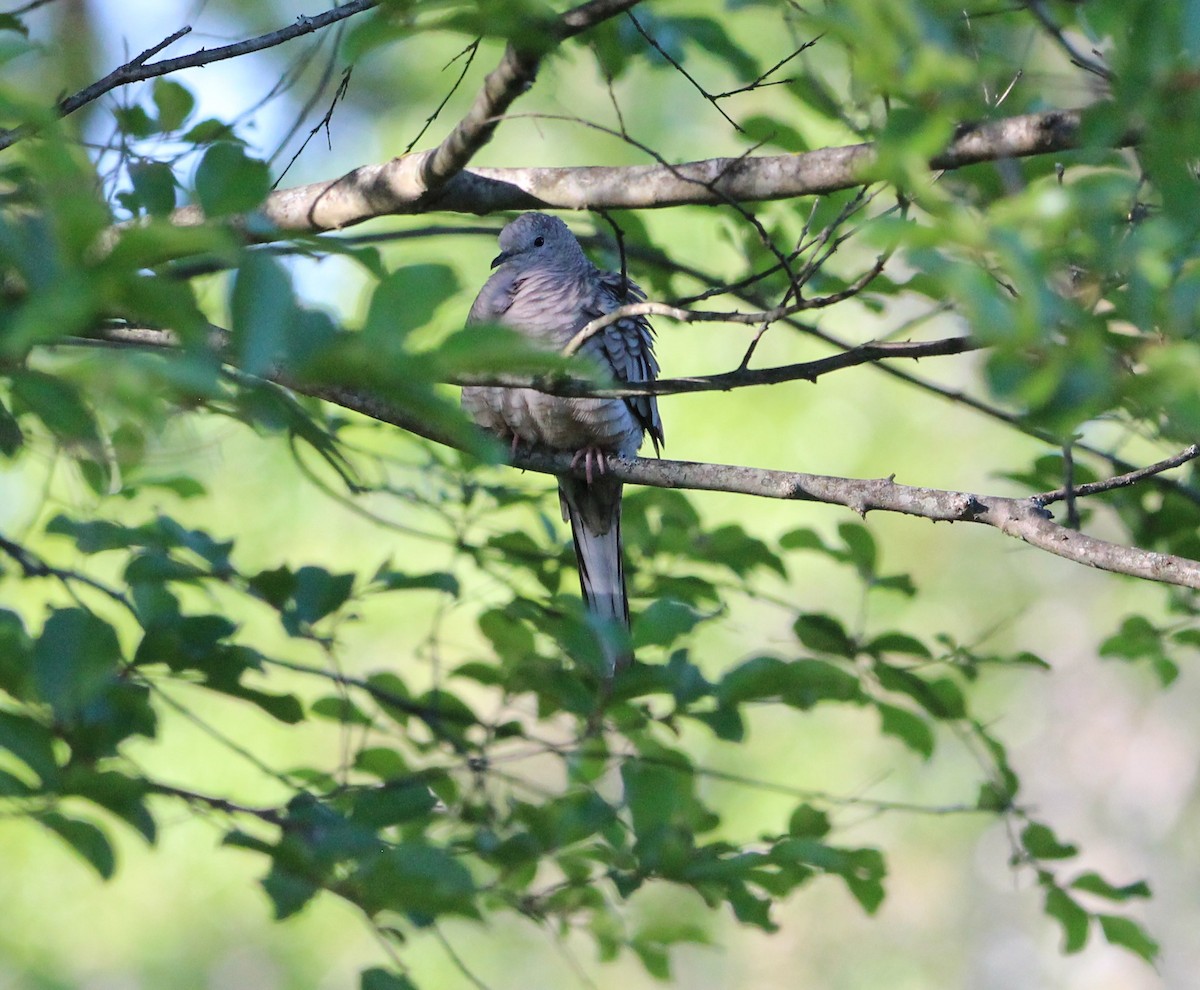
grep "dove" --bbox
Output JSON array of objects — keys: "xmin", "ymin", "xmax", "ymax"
[{"xmin": 462, "ymin": 213, "xmax": 663, "ymax": 673}]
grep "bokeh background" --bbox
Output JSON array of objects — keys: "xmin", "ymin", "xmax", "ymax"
[{"xmin": 0, "ymin": 2, "xmax": 1196, "ymax": 988}]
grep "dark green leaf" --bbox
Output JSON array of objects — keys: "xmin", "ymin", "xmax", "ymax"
[
  {"xmin": 262, "ymin": 865, "xmax": 320, "ymax": 920},
  {"xmin": 0, "ymin": 608, "xmax": 34, "ymax": 699},
  {"xmin": 38, "ymin": 812, "xmax": 115, "ymax": 878},
  {"xmin": 310, "ymin": 695, "xmax": 373, "ymax": 726},
  {"xmin": 0, "ymin": 710, "xmax": 58, "ymax": 784},
  {"xmin": 1044, "ymin": 885, "xmax": 1090, "ymax": 953},
  {"xmin": 1070, "ymin": 872, "xmax": 1151, "ymax": 902},
  {"xmin": 1096, "ymin": 913, "xmax": 1159, "ymax": 961},
  {"xmin": 152, "ymin": 79, "xmax": 195, "ymax": 131},
  {"xmin": 787, "ymin": 804, "xmax": 831, "ymax": 838},
  {"xmin": 349, "ymin": 782, "xmax": 437, "ymax": 829},
  {"xmin": 231, "ymin": 253, "xmax": 294, "ymax": 375},
  {"xmin": 633, "ymin": 599, "xmax": 704, "ymax": 648},
  {"xmin": 364, "ymin": 264, "xmax": 459, "ymax": 337},
  {"xmin": 877, "ymin": 703, "xmax": 935, "ymax": 759},
  {"xmin": 128, "ymin": 161, "xmax": 177, "ymax": 215},
  {"xmin": 361, "ymin": 968, "xmax": 418, "ymax": 990},
  {"xmin": 793, "ymin": 613, "xmax": 854, "ymax": 656},
  {"xmin": 12, "ymin": 372, "xmax": 101, "ymax": 442},
  {"xmin": 34, "ymin": 608, "xmax": 121, "ymax": 720},
  {"xmin": 351, "ymin": 843, "xmax": 478, "ymax": 918},
  {"xmin": 195, "ymin": 143, "xmax": 270, "ymax": 216},
  {"xmin": 0, "ymin": 396, "xmax": 22, "ymax": 455},
  {"xmin": 376, "ymin": 569, "xmax": 460, "ymax": 596},
  {"xmin": 1022, "ymin": 822, "xmax": 1079, "ymax": 860},
  {"xmin": 866, "ymin": 632, "xmax": 931, "ymax": 658}
]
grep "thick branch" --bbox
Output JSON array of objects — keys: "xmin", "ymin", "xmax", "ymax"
[
  {"xmin": 170, "ymin": 107, "xmax": 1131, "ymax": 232},
  {"xmin": 63, "ymin": 327, "xmax": 1200, "ymax": 590},
  {"xmin": 288, "ymin": 381, "xmax": 1200, "ymax": 592},
  {"xmin": 417, "ymin": 0, "xmax": 646, "ymax": 196}
]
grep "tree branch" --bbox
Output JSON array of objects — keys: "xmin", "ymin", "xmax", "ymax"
[
  {"xmin": 414, "ymin": 0, "xmax": 648, "ymax": 196},
  {"xmin": 60, "ymin": 325, "xmax": 1200, "ymax": 591},
  {"xmin": 168, "ymin": 106, "xmax": 1133, "ymax": 233},
  {"xmin": 0, "ymin": 0, "xmax": 380, "ymax": 152},
  {"xmin": 280, "ymin": 380, "xmax": 1200, "ymax": 593}
]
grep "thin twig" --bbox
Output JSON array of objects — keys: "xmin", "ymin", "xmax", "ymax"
[
  {"xmin": 1024, "ymin": 0, "xmax": 1112, "ymax": 81},
  {"xmin": 1035, "ymin": 444, "xmax": 1200, "ymax": 506},
  {"xmin": 626, "ymin": 11, "xmax": 744, "ymax": 134},
  {"xmin": 0, "ymin": 0, "xmax": 379, "ymax": 152}
]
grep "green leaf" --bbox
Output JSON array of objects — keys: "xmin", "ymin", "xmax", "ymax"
[
  {"xmin": 152, "ymin": 79, "xmax": 195, "ymax": 131},
  {"xmin": 0, "ymin": 608, "xmax": 34, "ymax": 699},
  {"xmin": 621, "ymin": 756, "xmax": 686, "ymax": 836},
  {"xmin": 310, "ymin": 695, "xmax": 374, "ymax": 726},
  {"xmin": 290, "ymin": 566, "xmax": 356, "ymax": 629},
  {"xmin": 1021, "ymin": 822, "xmax": 1079, "ymax": 860},
  {"xmin": 364, "ymin": 264, "xmax": 459, "ymax": 337},
  {"xmin": 0, "ymin": 710, "xmax": 59, "ymax": 784},
  {"xmin": 348, "ymin": 782, "xmax": 437, "ymax": 829},
  {"xmin": 114, "ymin": 105, "xmax": 155, "ymax": 139},
  {"xmin": 231, "ymin": 253, "xmax": 294, "ymax": 375},
  {"xmin": 12, "ymin": 372, "xmax": 101, "ymax": 442},
  {"xmin": 877, "ymin": 703, "xmax": 935, "ymax": 759},
  {"xmin": 1070, "ymin": 872, "xmax": 1151, "ymax": 902},
  {"xmin": 1099, "ymin": 616, "xmax": 1161, "ymax": 660},
  {"xmin": 361, "ymin": 968, "xmax": 418, "ymax": 990},
  {"xmin": 262, "ymin": 865, "xmax": 320, "ymax": 920},
  {"xmin": 194, "ymin": 143, "xmax": 270, "ymax": 216},
  {"xmin": 1044, "ymin": 885, "xmax": 1090, "ymax": 953},
  {"xmin": 633, "ymin": 599, "xmax": 704, "ymax": 648},
  {"xmin": 34, "ymin": 608, "xmax": 122, "ymax": 720},
  {"xmin": 66, "ymin": 769, "xmax": 156, "ymax": 843},
  {"xmin": 793, "ymin": 613, "xmax": 854, "ymax": 656},
  {"xmin": 787, "ymin": 804, "xmax": 831, "ymax": 839},
  {"xmin": 351, "ymin": 843, "xmax": 478, "ymax": 918},
  {"xmin": 0, "ymin": 395, "xmax": 22, "ymax": 455},
  {"xmin": 1096, "ymin": 913, "xmax": 1160, "ymax": 961},
  {"xmin": 865, "ymin": 632, "xmax": 931, "ymax": 658},
  {"xmin": 376, "ymin": 569, "xmax": 460, "ymax": 596},
  {"xmin": 37, "ymin": 812, "xmax": 115, "ymax": 879},
  {"xmin": 354, "ymin": 747, "xmax": 411, "ymax": 781},
  {"xmin": 128, "ymin": 161, "xmax": 177, "ymax": 215},
  {"xmin": 837, "ymin": 522, "xmax": 877, "ymax": 573}
]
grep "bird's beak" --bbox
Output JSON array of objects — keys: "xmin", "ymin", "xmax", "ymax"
[{"xmin": 490, "ymin": 251, "xmax": 509, "ymax": 269}]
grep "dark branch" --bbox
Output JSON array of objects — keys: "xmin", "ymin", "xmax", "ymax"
[
  {"xmin": 0, "ymin": 0, "xmax": 380, "ymax": 152},
  {"xmin": 1035, "ymin": 444, "xmax": 1200, "ymax": 506}
]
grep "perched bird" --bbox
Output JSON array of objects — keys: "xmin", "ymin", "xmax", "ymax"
[{"xmin": 462, "ymin": 212, "xmax": 663, "ymax": 673}]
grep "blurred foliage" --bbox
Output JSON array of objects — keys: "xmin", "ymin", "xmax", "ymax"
[{"xmin": 3, "ymin": 0, "xmax": 1200, "ymax": 986}]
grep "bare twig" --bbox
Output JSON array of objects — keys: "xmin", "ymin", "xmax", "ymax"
[
  {"xmin": 0, "ymin": 0, "xmax": 379, "ymax": 152},
  {"xmin": 626, "ymin": 11, "xmax": 744, "ymax": 134},
  {"xmin": 710, "ymin": 36, "xmax": 822, "ymax": 100},
  {"xmin": 1035, "ymin": 444, "xmax": 1200, "ymax": 506},
  {"xmin": 1024, "ymin": 1, "xmax": 1112, "ymax": 81},
  {"xmin": 403, "ymin": 40, "xmax": 480, "ymax": 156},
  {"xmin": 561, "ymin": 254, "xmax": 888, "ymax": 356}
]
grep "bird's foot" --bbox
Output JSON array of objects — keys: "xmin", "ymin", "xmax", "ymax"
[{"xmin": 570, "ymin": 445, "xmax": 610, "ymax": 484}]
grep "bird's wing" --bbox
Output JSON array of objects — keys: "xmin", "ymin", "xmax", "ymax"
[
  {"xmin": 585, "ymin": 269, "xmax": 664, "ymax": 451},
  {"xmin": 467, "ymin": 267, "xmax": 522, "ymax": 326}
]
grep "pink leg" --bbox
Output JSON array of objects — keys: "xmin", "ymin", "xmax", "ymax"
[{"xmin": 570, "ymin": 445, "xmax": 609, "ymax": 484}]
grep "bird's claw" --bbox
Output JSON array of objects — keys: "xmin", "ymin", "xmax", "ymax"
[{"xmin": 570, "ymin": 445, "xmax": 609, "ymax": 484}]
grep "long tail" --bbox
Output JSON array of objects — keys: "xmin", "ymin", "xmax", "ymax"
[{"xmin": 559, "ymin": 475, "xmax": 632, "ymax": 673}]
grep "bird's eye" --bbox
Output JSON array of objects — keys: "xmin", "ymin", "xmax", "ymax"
[{"xmin": 533, "ymin": 236, "xmax": 545, "ymax": 247}]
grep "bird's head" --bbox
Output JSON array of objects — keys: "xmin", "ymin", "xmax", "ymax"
[{"xmin": 491, "ymin": 212, "xmax": 587, "ymax": 270}]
